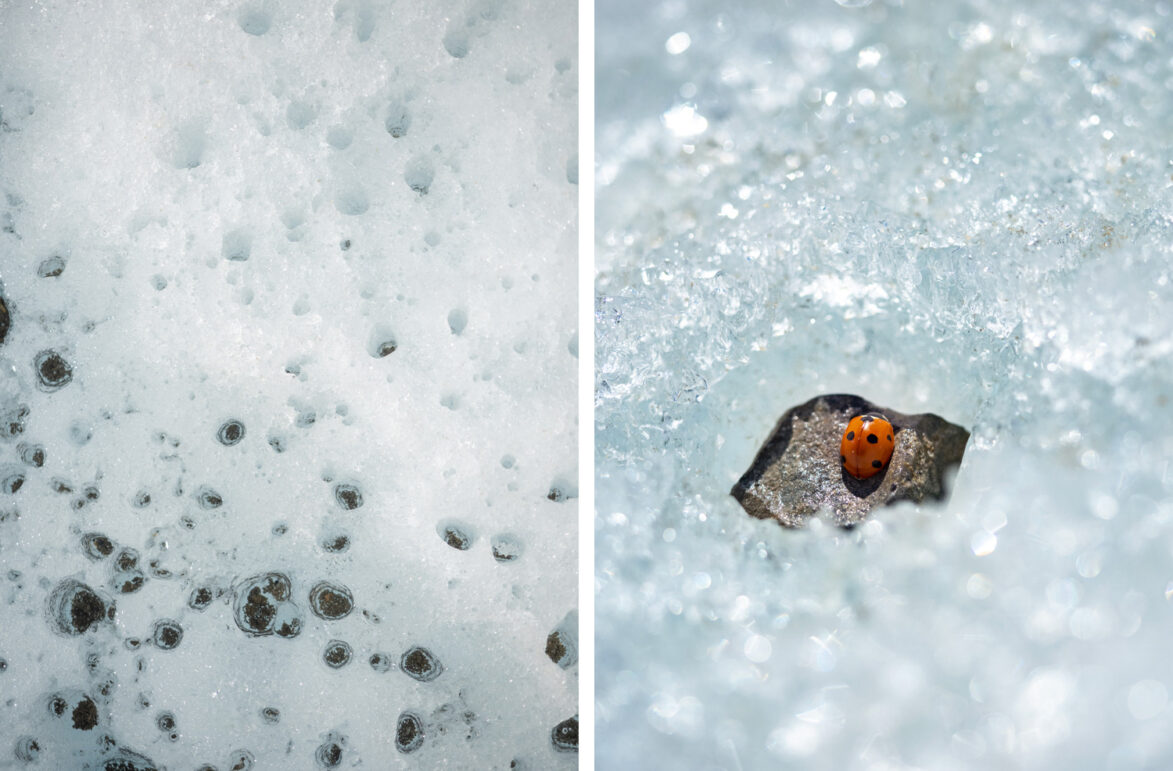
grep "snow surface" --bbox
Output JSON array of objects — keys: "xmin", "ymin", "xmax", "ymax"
[
  {"xmin": 0, "ymin": 0, "xmax": 577, "ymax": 767},
  {"xmin": 596, "ymin": 0, "xmax": 1173, "ymax": 768}
]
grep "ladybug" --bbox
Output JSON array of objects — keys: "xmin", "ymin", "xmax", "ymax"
[{"xmin": 840, "ymin": 413, "xmax": 895, "ymax": 480}]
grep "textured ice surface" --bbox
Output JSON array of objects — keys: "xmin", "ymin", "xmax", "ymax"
[
  {"xmin": 597, "ymin": 0, "xmax": 1173, "ymax": 768},
  {"xmin": 0, "ymin": 0, "xmax": 576, "ymax": 767}
]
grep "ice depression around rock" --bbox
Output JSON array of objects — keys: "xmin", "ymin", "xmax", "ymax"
[{"xmin": 732, "ymin": 394, "xmax": 969, "ymax": 527}]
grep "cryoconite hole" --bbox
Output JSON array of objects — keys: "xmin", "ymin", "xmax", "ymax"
[
  {"xmin": 238, "ymin": 6, "xmax": 272, "ymax": 35},
  {"xmin": 447, "ymin": 308, "xmax": 468, "ymax": 335},
  {"xmin": 334, "ymin": 185, "xmax": 369, "ymax": 216}
]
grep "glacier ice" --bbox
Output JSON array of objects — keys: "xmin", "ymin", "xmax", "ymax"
[
  {"xmin": 596, "ymin": 0, "xmax": 1173, "ymax": 768},
  {"xmin": 0, "ymin": 0, "xmax": 577, "ymax": 767}
]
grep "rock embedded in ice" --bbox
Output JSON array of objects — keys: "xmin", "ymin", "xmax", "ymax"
[{"xmin": 732, "ymin": 394, "xmax": 969, "ymax": 527}]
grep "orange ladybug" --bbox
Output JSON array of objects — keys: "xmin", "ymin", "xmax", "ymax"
[{"xmin": 840, "ymin": 413, "xmax": 895, "ymax": 479}]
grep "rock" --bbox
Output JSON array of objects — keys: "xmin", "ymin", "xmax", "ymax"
[
  {"xmin": 0, "ymin": 294, "xmax": 9, "ymax": 345},
  {"xmin": 731, "ymin": 394, "xmax": 969, "ymax": 528}
]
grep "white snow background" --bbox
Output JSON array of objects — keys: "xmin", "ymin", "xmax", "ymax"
[{"xmin": 0, "ymin": 0, "xmax": 577, "ymax": 768}]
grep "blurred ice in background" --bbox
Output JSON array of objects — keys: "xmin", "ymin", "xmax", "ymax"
[
  {"xmin": 596, "ymin": 0, "xmax": 1173, "ymax": 768},
  {"xmin": 0, "ymin": 0, "xmax": 577, "ymax": 767}
]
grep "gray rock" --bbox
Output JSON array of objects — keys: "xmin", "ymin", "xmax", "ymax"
[{"xmin": 732, "ymin": 394, "xmax": 969, "ymax": 528}]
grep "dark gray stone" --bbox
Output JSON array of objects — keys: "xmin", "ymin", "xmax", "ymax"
[
  {"xmin": 0, "ymin": 293, "xmax": 9, "ymax": 346},
  {"xmin": 732, "ymin": 394, "xmax": 969, "ymax": 528}
]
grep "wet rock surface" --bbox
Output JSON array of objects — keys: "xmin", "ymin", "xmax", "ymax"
[{"xmin": 732, "ymin": 394, "xmax": 970, "ymax": 527}]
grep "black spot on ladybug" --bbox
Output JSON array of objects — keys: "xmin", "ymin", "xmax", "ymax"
[
  {"xmin": 867, "ymin": 434, "xmax": 878, "ymax": 444},
  {"xmin": 888, "ymin": 434, "xmax": 892, "ymax": 441},
  {"xmin": 872, "ymin": 460, "xmax": 882, "ymax": 468},
  {"xmin": 840, "ymin": 455, "xmax": 846, "ymax": 464},
  {"xmin": 846, "ymin": 431, "xmax": 854, "ymax": 440}
]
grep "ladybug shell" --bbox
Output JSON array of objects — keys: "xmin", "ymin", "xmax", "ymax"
[{"xmin": 840, "ymin": 413, "xmax": 895, "ymax": 480}]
